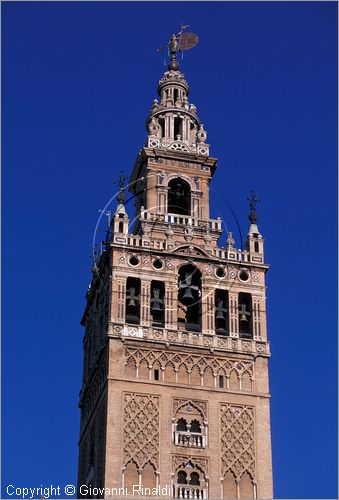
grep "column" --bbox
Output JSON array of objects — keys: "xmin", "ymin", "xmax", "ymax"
[
  {"xmin": 111, "ymin": 277, "xmax": 126, "ymax": 323},
  {"xmin": 140, "ymin": 280, "xmax": 151, "ymax": 327},
  {"xmin": 229, "ymin": 292, "xmax": 239, "ymax": 337},
  {"xmin": 165, "ymin": 280, "xmax": 177, "ymax": 330},
  {"xmin": 202, "ymin": 285, "xmax": 215, "ymax": 335},
  {"xmin": 252, "ymin": 296, "xmax": 262, "ymax": 340}
]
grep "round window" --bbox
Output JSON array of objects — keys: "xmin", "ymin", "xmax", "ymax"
[
  {"xmin": 153, "ymin": 258, "xmax": 163, "ymax": 270},
  {"xmin": 239, "ymin": 270, "xmax": 249, "ymax": 282},
  {"xmin": 216, "ymin": 267, "xmax": 225, "ymax": 278},
  {"xmin": 129, "ymin": 255, "xmax": 139, "ymax": 267}
]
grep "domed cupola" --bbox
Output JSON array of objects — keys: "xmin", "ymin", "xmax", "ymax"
[{"xmin": 145, "ymin": 33, "xmax": 209, "ymax": 156}]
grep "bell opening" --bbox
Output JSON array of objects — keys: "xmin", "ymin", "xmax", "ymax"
[
  {"xmin": 168, "ymin": 178, "xmax": 191, "ymax": 216},
  {"xmin": 126, "ymin": 277, "xmax": 141, "ymax": 325},
  {"xmin": 215, "ymin": 289, "xmax": 229, "ymax": 336},
  {"xmin": 178, "ymin": 264, "xmax": 202, "ymax": 332},
  {"xmin": 238, "ymin": 292, "xmax": 253, "ymax": 338},
  {"xmin": 150, "ymin": 280, "xmax": 165, "ymax": 327}
]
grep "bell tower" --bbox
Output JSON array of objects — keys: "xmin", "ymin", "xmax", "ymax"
[{"xmin": 77, "ymin": 29, "xmax": 273, "ymax": 500}]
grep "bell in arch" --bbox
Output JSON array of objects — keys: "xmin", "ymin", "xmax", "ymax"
[
  {"xmin": 126, "ymin": 287, "xmax": 139, "ymax": 308},
  {"xmin": 151, "ymin": 288, "xmax": 163, "ymax": 313},
  {"xmin": 239, "ymin": 303, "xmax": 250, "ymax": 322},
  {"xmin": 216, "ymin": 299, "xmax": 227, "ymax": 320},
  {"xmin": 179, "ymin": 272, "xmax": 198, "ymax": 303}
]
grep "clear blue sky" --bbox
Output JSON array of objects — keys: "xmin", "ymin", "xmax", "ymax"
[{"xmin": 3, "ymin": 2, "xmax": 338, "ymax": 498}]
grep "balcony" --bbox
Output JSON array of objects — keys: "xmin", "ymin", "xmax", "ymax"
[
  {"xmin": 174, "ymin": 485, "xmax": 207, "ymax": 499},
  {"xmin": 174, "ymin": 431, "xmax": 206, "ymax": 448}
]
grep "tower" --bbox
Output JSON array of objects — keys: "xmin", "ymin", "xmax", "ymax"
[{"xmin": 77, "ymin": 31, "xmax": 273, "ymax": 500}]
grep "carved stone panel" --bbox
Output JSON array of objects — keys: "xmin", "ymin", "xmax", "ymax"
[
  {"xmin": 220, "ymin": 403, "xmax": 255, "ymax": 479},
  {"xmin": 123, "ymin": 393, "xmax": 160, "ymax": 470}
]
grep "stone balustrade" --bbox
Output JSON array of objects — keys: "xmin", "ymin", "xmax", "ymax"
[
  {"xmin": 174, "ymin": 431, "xmax": 206, "ymax": 448},
  {"xmin": 109, "ymin": 323, "xmax": 270, "ymax": 356},
  {"xmin": 174, "ymin": 485, "xmax": 207, "ymax": 499}
]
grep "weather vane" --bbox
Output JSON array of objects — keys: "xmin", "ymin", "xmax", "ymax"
[
  {"xmin": 156, "ymin": 25, "xmax": 199, "ymax": 71},
  {"xmin": 113, "ymin": 170, "xmax": 128, "ymax": 204},
  {"xmin": 247, "ymin": 191, "xmax": 260, "ymax": 223}
]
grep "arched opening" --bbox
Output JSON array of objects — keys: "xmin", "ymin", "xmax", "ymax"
[
  {"xmin": 125, "ymin": 278, "xmax": 141, "ymax": 325},
  {"xmin": 239, "ymin": 293, "xmax": 253, "ymax": 338},
  {"xmin": 124, "ymin": 461, "xmax": 139, "ymax": 489},
  {"xmin": 222, "ymin": 471, "xmax": 237, "ymax": 499},
  {"xmin": 177, "ymin": 471, "xmax": 188, "ymax": 484},
  {"xmin": 174, "ymin": 116, "xmax": 182, "ymax": 139},
  {"xmin": 178, "ymin": 265, "xmax": 202, "ymax": 332},
  {"xmin": 177, "ymin": 418, "xmax": 188, "ymax": 432},
  {"xmin": 168, "ymin": 178, "xmax": 191, "ymax": 215},
  {"xmin": 142, "ymin": 462, "xmax": 156, "ymax": 489},
  {"xmin": 240, "ymin": 471, "xmax": 254, "ymax": 499},
  {"xmin": 150, "ymin": 281, "xmax": 165, "ymax": 327},
  {"xmin": 215, "ymin": 290, "xmax": 229, "ymax": 335},
  {"xmin": 254, "ymin": 241, "xmax": 259, "ymax": 253},
  {"xmin": 189, "ymin": 472, "xmax": 200, "ymax": 486},
  {"xmin": 190, "ymin": 419, "xmax": 201, "ymax": 433}
]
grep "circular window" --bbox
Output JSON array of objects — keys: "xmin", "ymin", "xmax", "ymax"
[
  {"xmin": 216, "ymin": 267, "xmax": 225, "ymax": 278},
  {"xmin": 129, "ymin": 255, "xmax": 139, "ymax": 267},
  {"xmin": 239, "ymin": 270, "xmax": 249, "ymax": 282},
  {"xmin": 153, "ymin": 258, "xmax": 163, "ymax": 270}
]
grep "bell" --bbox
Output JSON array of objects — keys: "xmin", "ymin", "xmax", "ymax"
[
  {"xmin": 179, "ymin": 272, "xmax": 199, "ymax": 303},
  {"xmin": 182, "ymin": 286, "xmax": 195, "ymax": 301},
  {"xmin": 239, "ymin": 303, "xmax": 250, "ymax": 322},
  {"xmin": 216, "ymin": 299, "xmax": 227, "ymax": 320},
  {"xmin": 151, "ymin": 288, "xmax": 163, "ymax": 313},
  {"xmin": 126, "ymin": 287, "xmax": 139, "ymax": 308}
]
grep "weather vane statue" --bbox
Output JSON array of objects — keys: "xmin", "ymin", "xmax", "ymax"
[
  {"xmin": 114, "ymin": 170, "xmax": 128, "ymax": 204},
  {"xmin": 157, "ymin": 25, "xmax": 199, "ymax": 71},
  {"xmin": 247, "ymin": 190, "xmax": 261, "ymax": 224}
]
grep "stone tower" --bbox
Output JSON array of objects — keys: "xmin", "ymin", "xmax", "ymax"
[{"xmin": 77, "ymin": 34, "xmax": 273, "ymax": 500}]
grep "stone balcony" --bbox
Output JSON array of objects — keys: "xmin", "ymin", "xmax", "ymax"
[
  {"xmin": 174, "ymin": 485, "xmax": 207, "ymax": 499},
  {"xmin": 174, "ymin": 431, "xmax": 206, "ymax": 448},
  {"xmin": 109, "ymin": 323, "xmax": 270, "ymax": 357},
  {"xmin": 140, "ymin": 209, "xmax": 222, "ymax": 231}
]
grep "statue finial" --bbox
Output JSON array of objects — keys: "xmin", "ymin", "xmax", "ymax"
[
  {"xmin": 247, "ymin": 191, "xmax": 260, "ymax": 224},
  {"xmin": 114, "ymin": 170, "xmax": 128, "ymax": 204},
  {"xmin": 156, "ymin": 26, "xmax": 199, "ymax": 72}
]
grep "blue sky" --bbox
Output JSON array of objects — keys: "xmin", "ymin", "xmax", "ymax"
[{"xmin": 3, "ymin": 2, "xmax": 338, "ymax": 498}]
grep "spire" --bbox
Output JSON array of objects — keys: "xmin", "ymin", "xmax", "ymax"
[
  {"xmin": 246, "ymin": 191, "xmax": 264, "ymax": 255},
  {"xmin": 146, "ymin": 28, "xmax": 209, "ymax": 156}
]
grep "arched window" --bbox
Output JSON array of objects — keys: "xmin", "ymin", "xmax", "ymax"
[
  {"xmin": 177, "ymin": 471, "xmax": 187, "ymax": 485},
  {"xmin": 189, "ymin": 472, "xmax": 200, "ymax": 486},
  {"xmin": 190, "ymin": 419, "xmax": 201, "ymax": 433},
  {"xmin": 254, "ymin": 241, "xmax": 259, "ymax": 253},
  {"xmin": 168, "ymin": 178, "xmax": 191, "ymax": 215},
  {"xmin": 177, "ymin": 418, "xmax": 188, "ymax": 432}
]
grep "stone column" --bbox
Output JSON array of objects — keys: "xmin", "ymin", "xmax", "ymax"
[
  {"xmin": 252, "ymin": 296, "xmax": 262, "ymax": 340},
  {"xmin": 229, "ymin": 292, "xmax": 239, "ymax": 337},
  {"xmin": 111, "ymin": 277, "xmax": 126, "ymax": 324},
  {"xmin": 202, "ymin": 285, "xmax": 215, "ymax": 335},
  {"xmin": 140, "ymin": 280, "xmax": 151, "ymax": 326},
  {"xmin": 165, "ymin": 280, "xmax": 177, "ymax": 330}
]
